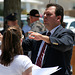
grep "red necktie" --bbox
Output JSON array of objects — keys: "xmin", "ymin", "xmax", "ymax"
[{"xmin": 36, "ymin": 32, "xmax": 51, "ymax": 67}]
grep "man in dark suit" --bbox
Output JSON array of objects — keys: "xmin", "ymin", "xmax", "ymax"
[{"xmin": 22, "ymin": 3, "xmax": 75, "ymax": 75}]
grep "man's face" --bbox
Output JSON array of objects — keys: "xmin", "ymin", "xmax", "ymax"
[
  {"xmin": 30, "ymin": 16, "xmax": 39, "ymax": 24},
  {"xmin": 7, "ymin": 20, "xmax": 18, "ymax": 26},
  {"xmin": 44, "ymin": 6, "xmax": 58, "ymax": 30},
  {"xmin": 30, "ymin": 16, "xmax": 33, "ymax": 24}
]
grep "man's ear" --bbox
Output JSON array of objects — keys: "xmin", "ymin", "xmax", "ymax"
[{"xmin": 57, "ymin": 16, "xmax": 61, "ymax": 21}]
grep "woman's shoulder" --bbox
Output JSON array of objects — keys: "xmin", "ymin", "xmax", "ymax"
[
  {"xmin": 14, "ymin": 55, "xmax": 32, "ymax": 64},
  {"xmin": 14, "ymin": 55, "xmax": 32, "ymax": 72},
  {"xmin": 15, "ymin": 55, "xmax": 31, "ymax": 61}
]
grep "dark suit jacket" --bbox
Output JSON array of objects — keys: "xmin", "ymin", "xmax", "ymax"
[{"xmin": 22, "ymin": 26, "xmax": 75, "ymax": 75}]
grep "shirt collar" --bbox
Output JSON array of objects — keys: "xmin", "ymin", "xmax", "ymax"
[{"xmin": 46, "ymin": 25, "xmax": 60, "ymax": 35}]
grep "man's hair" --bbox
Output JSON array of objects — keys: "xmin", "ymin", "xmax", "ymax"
[
  {"xmin": 46, "ymin": 3, "xmax": 64, "ymax": 23},
  {"xmin": 0, "ymin": 26, "xmax": 23, "ymax": 66}
]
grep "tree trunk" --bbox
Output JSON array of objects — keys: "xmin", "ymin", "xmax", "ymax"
[{"xmin": 4, "ymin": 0, "xmax": 21, "ymax": 29}]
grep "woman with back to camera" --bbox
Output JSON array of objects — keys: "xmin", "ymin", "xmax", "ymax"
[{"xmin": 0, "ymin": 26, "xmax": 32, "ymax": 75}]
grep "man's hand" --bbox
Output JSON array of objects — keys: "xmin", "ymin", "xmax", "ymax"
[
  {"xmin": 28, "ymin": 31, "xmax": 42, "ymax": 41},
  {"xmin": 28, "ymin": 31, "xmax": 50, "ymax": 43}
]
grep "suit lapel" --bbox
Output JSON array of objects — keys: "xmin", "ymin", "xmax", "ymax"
[
  {"xmin": 51, "ymin": 25, "xmax": 63, "ymax": 37},
  {"xmin": 42, "ymin": 25, "xmax": 63, "ymax": 67}
]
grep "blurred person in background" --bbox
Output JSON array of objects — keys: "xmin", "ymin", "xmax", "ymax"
[
  {"xmin": 0, "ymin": 13, "xmax": 18, "ymax": 35},
  {"xmin": 22, "ymin": 17, "xmax": 31, "ymax": 39},
  {"xmin": 0, "ymin": 13, "xmax": 25, "ymax": 39},
  {"xmin": 28, "ymin": 9, "xmax": 46, "ymax": 32},
  {"xmin": 0, "ymin": 26, "xmax": 32, "ymax": 75},
  {"xmin": 26, "ymin": 9, "xmax": 46, "ymax": 58}
]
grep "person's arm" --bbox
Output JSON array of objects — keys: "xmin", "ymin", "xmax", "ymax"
[
  {"xmin": 28, "ymin": 30, "xmax": 75, "ymax": 52},
  {"xmin": 28, "ymin": 31, "xmax": 50, "ymax": 44},
  {"xmin": 22, "ymin": 67, "xmax": 32, "ymax": 75}
]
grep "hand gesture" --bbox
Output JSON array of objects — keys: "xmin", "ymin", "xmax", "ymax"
[{"xmin": 28, "ymin": 31, "xmax": 42, "ymax": 41}]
